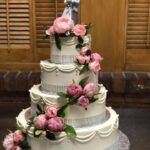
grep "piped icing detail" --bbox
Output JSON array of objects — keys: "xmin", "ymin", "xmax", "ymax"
[
  {"xmin": 16, "ymin": 107, "xmax": 118, "ymax": 143},
  {"xmin": 40, "ymin": 61, "xmax": 79, "ymax": 73}
]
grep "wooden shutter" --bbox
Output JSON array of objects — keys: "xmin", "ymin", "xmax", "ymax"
[
  {"xmin": 0, "ymin": 0, "xmax": 35, "ymax": 70},
  {"xmin": 126, "ymin": 0, "xmax": 150, "ymax": 71},
  {"xmin": 35, "ymin": 0, "xmax": 64, "ymax": 60}
]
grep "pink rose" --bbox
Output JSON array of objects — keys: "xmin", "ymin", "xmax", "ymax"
[
  {"xmin": 77, "ymin": 55, "xmax": 90, "ymax": 65},
  {"xmin": 45, "ymin": 106, "xmax": 57, "ymax": 119},
  {"xmin": 83, "ymin": 82, "xmax": 96, "ymax": 97},
  {"xmin": 47, "ymin": 117, "xmax": 64, "ymax": 132},
  {"xmin": 91, "ymin": 53, "xmax": 102, "ymax": 62},
  {"xmin": 81, "ymin": 45, "xmax": 91, "ymax": 56},
  {"xmin": 46, "ymin": 26, "xmax": 55, "ymax": 35},
  {"xmin": 77, "ymin": 96, "xmax": 89, "ymax": 108},
  {"xmin": 89, "ymin": 61, "xmax": 101, "ymax": 73},
  {"xmin": 53, "ymin": 16, "xmax": 74, "ymax": 33},
  {"xmin": 12, "ymin": 146, "xmax": 22, "ymax": 150},
  {"xmin": 67, "ymin": 84, "xmax": 83, "ymax": 98},
  {"xmin": 34, "ymin": 114, "xmax": 47, "ymax": 129},
  {"xmin": 3, "ymin": 133, "xmax": 14, "ymax": 150},
  {"xmin": 13, "ymin": 130, "xmax": 23, "ymax": 142},
  {"xmin": 73, "ymin": 24, "xmax": 86, "ymax": 36}
]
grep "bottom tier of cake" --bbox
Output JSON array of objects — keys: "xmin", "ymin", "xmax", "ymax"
[{"xmin": 16, "ymin": 107, "xmax": 119, "ymax": 150}]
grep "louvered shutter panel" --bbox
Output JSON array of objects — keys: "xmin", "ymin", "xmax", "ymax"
[
  {"xmin": 0, "ymin": 0, "xmax": 31, "ymax": 49},
  {"xmin": 126, "ymin": 0, "xmax": 150, "ymax": 71},
  {"xmin": 127, "ymin": 0, "xmax": 149, "ymax": 49},
  {"xmin": 0, "ymin": 0, "xmax": 7, "ymax": 46},
  {"xmin": 35, "ymin": 0, "xmax": 64, "ymax": 48},
  {"xmin": 8, "ymin": 0, "xmax": 31, "ymax": 49}
]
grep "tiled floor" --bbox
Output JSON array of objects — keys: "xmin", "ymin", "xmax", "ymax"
[{"xmin": 0, "ymin": 108, "xmax": 150, "ymax": 150}]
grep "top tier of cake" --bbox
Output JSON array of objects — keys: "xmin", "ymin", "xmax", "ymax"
[{"xmin": 50, "ymin": 35, "xmax": 91, "ymax": 64}]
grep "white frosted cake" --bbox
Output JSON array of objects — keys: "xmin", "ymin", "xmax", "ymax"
[{"xmin": 3, "ymin": 5, "xmax": 120, "ymax": 150}]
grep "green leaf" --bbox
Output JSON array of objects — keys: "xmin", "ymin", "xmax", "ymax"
[
  {"xmin": 57, "ymin": 92, "xmax": 68, "ymax": 98},
  {"xmin": 34, "ymin": 129, "xmax": 44, "ymax": 138},
  {"xmin": 80, "ymin": 65, "xmax": 89, "ymax": 75},
  {"xmin": 55, "ymin": 33, "xmax": 61, "ymax": 50},
  {"xmin": 46, "ymin": 131, "xmax": 56, "ymax": 140},
  {"xmin": 37, "ymin": 104, "xmax": 43, "ymax": 113},
  {"xmin": 64, "ymin": 124, "xmax": 77, "ymax": 137},
  {"xmin": 78, "ymin": 36, "xmax": 84, "ymax": 44},
  {"xmin": 57, "ymin": 104, "xmax": 68, "ymax": 117},
  {"xmin": 76, "ymin": 43, "xmax": 83, "ymax": 49},
  {"xmin": 79, "ymin": 77, "xmax": 89, "ymax": 88},
  {"xmin": 89, "ymin": 97, "xmax": 99, "ymax": 103}
]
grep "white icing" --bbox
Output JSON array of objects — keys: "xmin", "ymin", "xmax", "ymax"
[
  {"xmin": 16, "ymin": 107, "xmax": 119, "ymax": 150},
  {"xmin": 30, "ymin": 84, "xmax": 107, "ymax": 127},
  {"xmin": 40, "ymin": 60, "xmax": 98, "ymax": 94},
  {"xmin": 50, "ymin": 35, "xmax": 91, "ymax": 64}
]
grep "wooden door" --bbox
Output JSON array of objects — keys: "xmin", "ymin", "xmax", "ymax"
[{"xmin": 126, "ymin": 0, "xmax": 150, "ymax": 71}]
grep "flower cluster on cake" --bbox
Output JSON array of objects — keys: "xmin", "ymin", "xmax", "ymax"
[{"xmin": 3, "ymin": 1, "xmax": 119, "ymax": 150}]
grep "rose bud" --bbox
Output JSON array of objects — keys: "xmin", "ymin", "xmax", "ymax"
[
  {"xmin": 89, "ymin": 61, "xmax": 101, "ymax": 73},
  {"xmin": 91, "ymin": 53, "xmax": 102, "ymax": 62},
  {"xmin": 67, "ymin": 84, "xmax": 83, "ymax": 98},
  {"xmin": 34, "ymin": 114, "xmax": 47, "ymax": 129},
  {"xmin": 45, "ymin": 106, "xmax": 57, "ymax": 119},
  {"xmin": 73, "ymin": 24, "xmax": 86, "ymax": 36},
  {"xmin": 47, "ymin": 117, "xmax": 64, "ymax": 132},
  {"xmin": 83, "ymin": 82, "xmax": 96, "ymax": 97},
  {"xmin": 77, "ymin": 96, "xmax": 89, "ymax": 108}
]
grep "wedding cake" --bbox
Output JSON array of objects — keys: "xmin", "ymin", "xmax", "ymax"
[{"xmin": 3, "ymin": 2, "xmax": 119, "ymax": 150}]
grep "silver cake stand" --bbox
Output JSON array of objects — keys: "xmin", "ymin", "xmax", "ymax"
[{"xmin": 118, "ymin": 130, "xmax": 130, "ymax": 150}]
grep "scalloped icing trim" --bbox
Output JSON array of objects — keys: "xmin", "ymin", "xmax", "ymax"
[{"xmin": 16, "ymin": 107, "xmax": 119, "ymax": 143}]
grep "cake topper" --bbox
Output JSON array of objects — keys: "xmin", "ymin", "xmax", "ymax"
[{"xmin": 63, "ymin": 0, "xmax": 80, "ymax": 24}]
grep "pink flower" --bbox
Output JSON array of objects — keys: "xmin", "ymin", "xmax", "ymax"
[
  {"xmin": 77, "ymin": 55, "xmax": 90, "ymax": 65},
  {"xmin": 77, "ymin": 96, "xmax": 89, "ymax": 108},
  {"xmin": 45, "ymin": 106, "xmax": 57, "ymax": 119},
  {"xmin": 3, "ymin": 133, "xmax": 14, "ymax": 150},
  {"xmin": 67, "ymin": 84, "xmax": 83, "ymax": 98},
  {"xmin": 34, "ymin": 114, "xmax": 47, "ymax": 129},
  {"xmin": 47, "ymin": 117, "xmax": 64, "ymax": 132},
  {"xmin": 53, "ymin": 16, "xmax": 74, "ymax": 33},
  {"xmin": 91, "ymin": 53, "xmax": 102, "ymax": 62},
  {"xmin": 81, "ymin": 45, "xmax": 91, "ymax": 56},
  {"xmin": 73, "ymin": 24, "xmax": 86, "ymax": 36},
  {"xmin": 89, "ymin": 61, "xmax": 101, "ymax": 73},
  {"xmin": 12, "ymin": 146, "xmax": 22, "ymax": 150},
  {"xmin": 46, "ymin": 26, "xmax": 55, "ymax": 35},
  {"xmin": 83, "ymin": 82, "xmax": 96, "ymax": 97},
  {"xmin": 13, "ymin": 130, "xmax": 23, "ymax": 142}
]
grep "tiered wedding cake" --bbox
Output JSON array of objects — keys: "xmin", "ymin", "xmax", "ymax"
[{"xmin": 3, "ymin": 5, "xmax": 119, "ymax": 150}]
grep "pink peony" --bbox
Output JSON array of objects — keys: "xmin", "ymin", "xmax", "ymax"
[
  {"xmin": 77, "ymin": 96, "xmax": 89, "ymax": 108},
  {"xmin": 67, "ymin": 84, "xmax": 83, "ymax": 98},
  {"xmin": 45, "ymin": 106, "xmax": 57, "ymax": 119},
  {"xmin": 12, "ymin": 146, "xmax": 22, "ymax": 150},
  {"xmin": 53, "ymin": 16, "xmax": 74, "ymax": 33},
  {"xmin": 34, "ymin": 114, "xmax": 47, "ymax": 129},
  {"xmin": 3, "ymin": 133, "xmax": 14, "ymax": 150},
  {"xmin": 47, "ymin": 117, "xmax": 64, "ymax": 132},
  {"xmin": 73, "ymin": 24, "xmax": 86, "ymax": 36},
  {"xmin": 46, "ymin": 26, "xmax": 55, "ymax": 35},
  {"xmin": 91, "ymin": 53, "xmax": 102, "ymax": 62},
  {"xmin": 77, "ymin": 55, "xmax": 90, "ymax": 65},
  {"xmin": 13, "ymin": 130, "xmax": 23, "ymax": 142},
  {"xmin": 83, "ymin": 82, "xmax": 96, "ymax": 97},
  {"xmin": 89, "ymin": 61, "xmax": 101, "ymax": 73},
  {"xmin": 81, "ymin": 45, "xmax": 91, "ymax": 56}
]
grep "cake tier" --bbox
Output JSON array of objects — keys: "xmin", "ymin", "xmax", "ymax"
[
  {"xmin": 30, "ymin": 84, "xmax": 107, "ymax": 128},
  {"xmin": 40, "ymin": 60, "xmax": 98, "ymax": 94},
  {"xmin": 50, "ymin": 36, "xmax": 90, "ymax": 64},
  {"xmin": 16, "ymin": 107, "xmax": 119, "ymax": 150}
]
